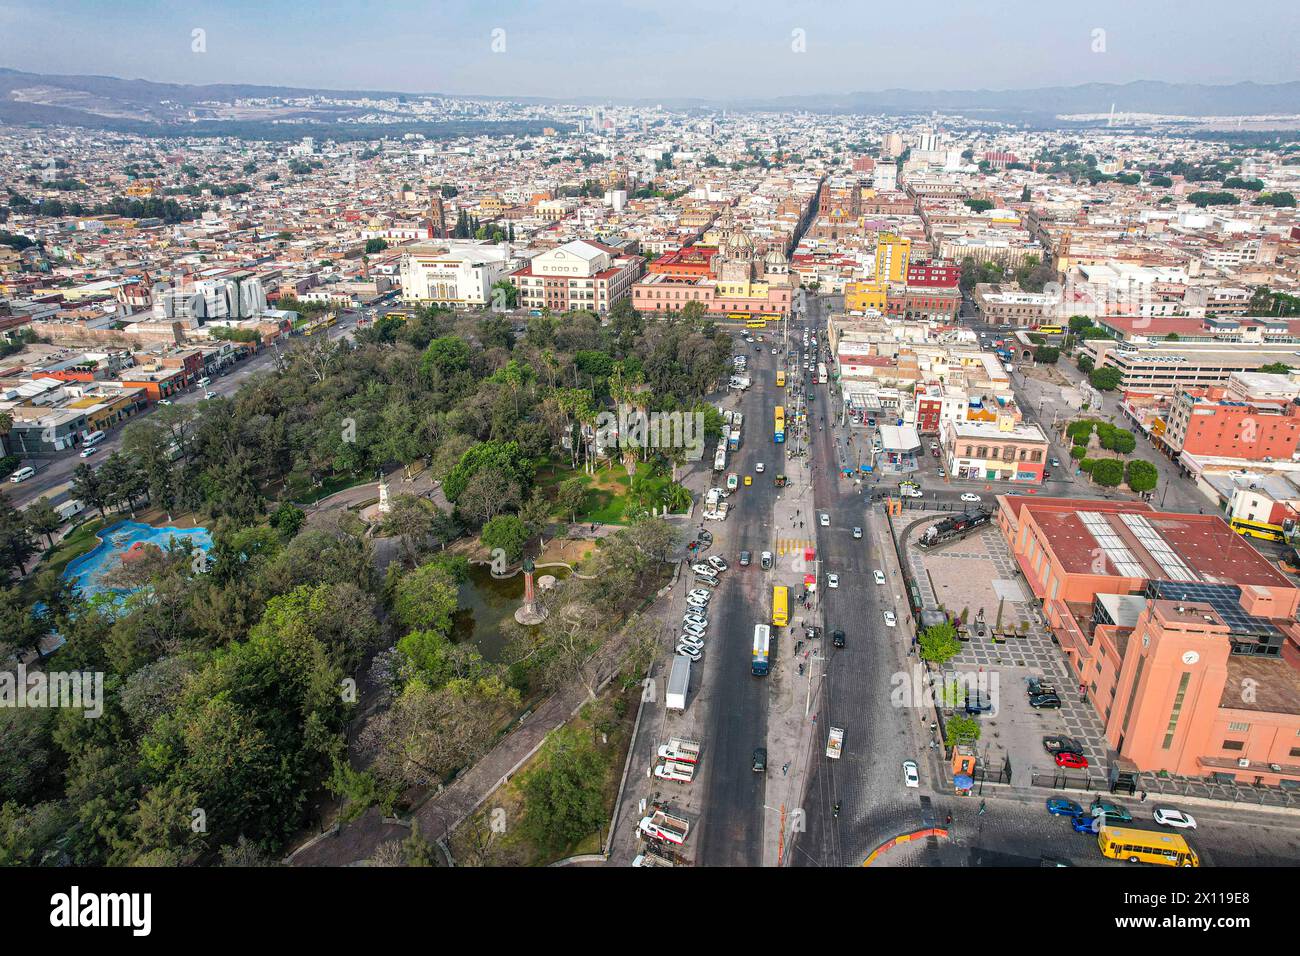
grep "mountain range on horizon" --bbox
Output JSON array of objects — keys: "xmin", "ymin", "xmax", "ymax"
[{"xmin": 1, "ymin": 66, "xmax": 1299, "ymax": 136}]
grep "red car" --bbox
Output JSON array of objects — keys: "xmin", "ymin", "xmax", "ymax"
[{"xmin": 1055, "ymin": 751, "xmax": 1088, "ymax": 770}]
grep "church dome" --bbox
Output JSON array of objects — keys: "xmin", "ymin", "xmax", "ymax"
[
  {"xmin": 726, "ymin": 229, "xmax": 754, "ymax": 253},
  {"xmin": 764, "ymin": 248, "xmax": 787, "ymax": 266}
]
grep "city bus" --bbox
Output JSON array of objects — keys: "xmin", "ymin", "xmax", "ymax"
[
  {"xmin": 752, "ymin": 624, "xmax": 771, "ymax": 676},
  {"xmin": 771, "ymin": 586, "xmax": 789, "ymax": 628},
  {"xmin": 1230, "ymin": 517, "xmax": 1286, "ymax": 542},
  {"xmin": 776, "ymin": 369, "xmax": 786, "ymax": 388},
  {"xmin": 774, "ymin": 406, "xmax": 786, "ymax": 443},
  {"xmin": 745, "ymin": 318, "xmax": 767, "ymax": 329},
  {"xmin": 759, "ymin": 313, "xmax": 782, "ymax": 321},
  {"xmin": 816, "ymin": 362, "xmax": 828, "ymax": 385},
  {"xmin": 728, "ymin": 312, "xmax": 751, "ymax": 322},
  {"xmin": 1098, "ymin": 826, "xmax": 1199, "ymax": 867},
  {"xmin": 1036, "ymin": 324, "xmax": 1064, "ymax": 335}
]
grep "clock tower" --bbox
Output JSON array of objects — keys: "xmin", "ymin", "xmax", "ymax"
[{"xmin": 1105, "ymin": 600, "xmax": 1231, "ymax": 774}]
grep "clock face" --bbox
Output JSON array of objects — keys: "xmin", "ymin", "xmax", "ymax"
[{"xmin": 1182, "ymin": 650, "xmax": 1200, "ymax": 665}]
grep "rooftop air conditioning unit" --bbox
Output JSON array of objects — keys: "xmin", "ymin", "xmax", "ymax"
[{"xmin": 1237, "ymin": 757, "xmax": 1251, "ymax": 768}]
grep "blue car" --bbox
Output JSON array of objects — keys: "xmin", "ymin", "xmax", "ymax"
[
  {"xmin": 1070, "ymin": 813, "xmax": 1100, "ymax": 834},
  {"xmin": 1046, "ymin": 798, "xmax": 1083, "ymax": 817}
]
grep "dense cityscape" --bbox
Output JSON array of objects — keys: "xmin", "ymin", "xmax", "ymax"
[{"xmin": 0, "ymin": 1, "xmax": 1297, "ymax": 936}]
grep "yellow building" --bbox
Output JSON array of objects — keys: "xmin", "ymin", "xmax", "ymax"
[
  {"xmin": 843, "ymin": 279, "xmax": 888, "ymax": 313},
  {"xmin": 875, "ymin": 233, "xmax": 911, "ymax": 283}
]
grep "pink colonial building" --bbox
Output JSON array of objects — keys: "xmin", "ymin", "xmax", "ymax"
[{"xmin": 998, "ymin": 495, "xmax": 1300, "ymax": 786}]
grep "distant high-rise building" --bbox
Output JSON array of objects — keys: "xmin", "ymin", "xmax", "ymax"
[
  {"xmin": 915, "ymin": 128, "xmax": 939, "ymax": 152},
  {"xmin": 875, "ymin": 233, "xmax": 912, "ymax": 283},
  {"xmin": 881, "ymin": 133, "xmax": 904, "ymax": 160}
]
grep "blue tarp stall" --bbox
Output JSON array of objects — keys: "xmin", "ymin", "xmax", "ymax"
[
  {"xmin": 860, "ymin": 464, "xmax": 873, "ymax": 473},
  {"xmin": 954, "ymin": 774, "xmax": 974, "ymax": 792}
]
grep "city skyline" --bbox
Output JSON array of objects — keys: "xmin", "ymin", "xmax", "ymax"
[{"xmin": 1, "ymin": 0, "xmax": 1298, "ymax": 101}]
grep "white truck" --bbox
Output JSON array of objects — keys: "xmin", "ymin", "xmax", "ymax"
[
  {"xmin": 638, "ymin": 808, "xmax": 691, "ymax": 845},
  {"xmin": 666, "ymin": 654, "xmax": 690, "ymax": 710},
  {"xmin": 654, "ymin": 760, "xmax": 695, "ymax": 784},
  {"xmin": 53, "ymin": 499, "xmax": 85, "ymax": 522},
  {"xmin": 723, "ymin": 409, "xmax": 735, "ymax": 426},
  {"xmin": 826, "ymin": 727, "xmax": 844, "ymax": 759},
  {"xmin": 728, "ymin": 376, "xmax": 751, "ymax": 391},
  {"xmin": 713, "ymin": 446, "xmax": 727, "ymax": 472},
  {"xmin": 632, "ymin": 852, "xmax": 675, "ymax": 867},
  {"xmin": 657, "ymin": 737, "xmax": 702, "ymax": 765}
]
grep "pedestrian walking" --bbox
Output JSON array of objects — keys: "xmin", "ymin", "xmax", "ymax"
[
  {"xmin": 1140, "ymin": 790, "xmax": 1148, "ymax": 802},
  {"xmin": 945, "ymin": 813, "xmax": 952, "ymax": 826},
  {"xmin": 977, "ymin": 800, "xmax": 986, "ymax": 815}
]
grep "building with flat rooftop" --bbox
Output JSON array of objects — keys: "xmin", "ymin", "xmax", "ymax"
[
  {"xmin": 998, "ymin": 495, "xmax": 1300, "ymax": 785},
  {"xmin": 940, "ymin": 417, "xmax": 1048, "ymax": 484}
]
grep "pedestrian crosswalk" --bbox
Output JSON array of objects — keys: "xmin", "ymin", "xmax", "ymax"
[{"xmin": 776, "ymin": 537, "xmax": 815, "ymax": 556}]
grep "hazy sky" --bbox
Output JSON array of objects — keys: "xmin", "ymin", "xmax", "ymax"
[{"xmin": 2, "ymin": 0, "xmax": 1298, "ymax": 100}]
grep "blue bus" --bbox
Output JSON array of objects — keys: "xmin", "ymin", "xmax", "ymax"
[{"xmin": 752, "ymin": 624, "xmax": 771, "ymax": 676}]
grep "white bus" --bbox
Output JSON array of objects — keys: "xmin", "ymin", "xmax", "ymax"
[
  {"xmin": 752, "ymin": 624, "xmax": 771, "ymax": 677},
  {"xmin": 82, "ymin": 430, "xmax": 106, "ymax": 448}
]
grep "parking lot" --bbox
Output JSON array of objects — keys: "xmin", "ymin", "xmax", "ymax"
[{"xmin": 905, "ymin": 518, "xmax": 1111, "ymax": 787}]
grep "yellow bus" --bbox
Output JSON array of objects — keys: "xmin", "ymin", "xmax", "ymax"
[
  {"xmin": 1036, "ymin": 324, "xmax": 1064, "ymax": 335},
  {"xmin": 772, "ymin": 586, "xmax": 789, "ymax": 628},
  {"xmin": 746, "ymin": 318, "xmax": 767, "ymax": 329},
  {"xmin": 774, "ymin": 405, "xmax": 785, "ymax": 443},
  {"xmin": 1230, "ymin": 517, "xmax": 1285, "ymax": 542},
  {"xmin": 1098, "ymin": 826, "xmax": 1199, "ymax": 867},
  {"xmin": 728, "ymin": 312, "xmax": 751, "ymax": 322},
  {"xmin": 759, "ymin": 313, "xmax": 782, "ymax": 321},
  {"xmin": 776, "ymin": 370, "xmax": 786, "ymax": 388}
]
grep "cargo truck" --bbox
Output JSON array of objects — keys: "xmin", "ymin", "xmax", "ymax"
[
  {"xmin": 657, "ymin": 737, "xmax": 702, "ymax": 764},
  {"xmin": 666, "ymin": 654, "xmax": 690, "ymax": 710},
  {"xmin": 826, "ymin": 727, "xmax": 844, "ymax": 759},
  {"xmin": 653, "ymin": 760, "xmax": 695, "ymax": 783},
  {"xmin": 638, "ymin": 807, "xmax": 691, "ymax": 845}
]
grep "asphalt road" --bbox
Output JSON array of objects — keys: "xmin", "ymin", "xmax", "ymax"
[{"xmin": 693, "ymin": 323, "xmax": 785, "ymax": 866}]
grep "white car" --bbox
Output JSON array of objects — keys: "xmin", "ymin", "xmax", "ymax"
[
  {"xmin": 683, "ymin": 613, "xmax": 708, "ymax": 629},
  {"xmin": 883, "ymin": 610, "xmax": 897, "ymax": 628},
  {"xmin": 771, "ymin": 348, "xmax": 778, "ymax": 355},
  {"xmin": 901, "ymin": 487, "xmax": 923, "ymax": 499},
  {"xmin": 903, "ymin": 760, "xmax": 920, "ymax": 788},
  {"xmin": 819, "ymin": 513, "xmax": 830, "ymax": 527},
  {"xmin": 827, "ymin": 573, "xmax": 840, "ymax": 589},
  {"xmin": 79, "ymin": 446, "xmax": 99, "ymax": 458},
  {"xmin": 755, "ymin": 462, "xmax": 765, "ymax": 473},
  {"xmin": 678, "ymin": 632, "xmax": 705, "ymax": 649},
  {"xmin": 686, "ymin": 600, "xmax": 709, "ymax": 615},
  {"xmin": 682, "ymin": 621, "xmax": 707, "ymax": 639},
  {"xmin": 690, "ymin": 563, "xmax": 714, "ymax": 577},
  {"xmin": 676, "ymin": 643, "xmax": 703, "ymax": 661},
  {"xmin": 852, "ymin": 527, "xmax": 862, "ymax": 539},
  {"xmin": 687, "ymin": 589, "xmax": 712, "ymax": 604},
  {"xmin": 707, "ymin": 555, "xmax": 728, "ymax": 573},
  {"xmin": 1153, "ymin": 808, "xmax": 1197, "ymax": 830},
  {"xmin": 960, "ymin": 493, "xmax": 982, "ymax": 503},
  {"xmin": 873, "ymin": 569, "xmax": 886, "ymax": 585}
]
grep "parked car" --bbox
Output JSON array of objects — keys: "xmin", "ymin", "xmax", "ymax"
[
  {"xmin": 760, "ymin": 551, "xmax": 774, "ymax": 570},
  {"xmin": 1089, "ymin": 799, "xmax": 1133, "ymax": 823},
  {"xmin": 1042, "ymin": 736, "xmax": 1085, "ymax": 756},
  {"xmin": 832, "ymin": 629, "xmax": 846, "ymax": 648},
  {"xmin": 687, "ymin": 588, "xmax": 712, "ymax": 603},
  {"xmin": 827, "ymin": 573, "xmax": 840, "ymax": 589},
  {"xmin": 960, "ymin": 493, "xmax": 982, "ymax": 503},
  {"xmin": 1070, "ymin": 813, "xmax": 1100, "ymax": 834},
  {"xmin": 873, "ymin": 569, "xmax": 886, "ymax": 585},
  {"xmin": 852, "ymin": 526, "xmax": 862, "ymax": 539},
  {"xmin": 739, "ymin": 550, "xmax": 752, "ymax": 567},
  {"xmin": 682, "ymin": 621, "xmax": 707, "ymax": 639},
  {"xmin": 903, "ymin": 760, "xmax": 920, "ymax": 788},
  {"xmin": 1046, "ymin": 798, "xmax": 1083, "ymax": 817},
  {"xmin": 1029, "ymin": 693, "xmax": 1062, "ymax": 709},
  {"xmin": 677, "ymin": 634, "xmax": 705, "ymax": 651},
  {"xmin": 1055, "ymin": 752, "xmax": 1089, "ymax": 770},
  {"xmin": 1027, "ymin": 677, "xmax": 1057, "ymax": 697},
  {"xmin": 1153, "ymin": 807, "xmax": 1197, "ymax": 830},
  {"xmin": 752, "ymin": 747, "xmax": 768, "ymax": 773},
  {"xmin": 79, "ymin": 446, "xmax": 99, "ymax": 458},
  {"xmin": 755, "ymin": 462, "xmax": 765, "ymax": 473},
  {"xmin": 819, "ymin": 512, "xmax": 830, "ymax": 527},
  {"xmin": 690, "ymin": 563, "xmax": 714, "ymax": 577},
  {"xmin": 964, "ymin": 692, "xmax": 994, "ymax": 714},
  {"xmin": 683, "ymin": 614, "xmax": 708, "ymax": 629},
  {"xmin": 937, "ymin": 468, "xmax": 946, "ymax": 478},
  {"xmin": 882, "ymin": 610, "xmax": 897, "ymax": 627},
  {"xmin": 707, "ymin": 555, "xmax": 728, "ymax": 573},
  {"xmin": 686, "ymin": 599, "xmax": 709, "ymax": 614},
  {"xmin": 675, "ymin": 643, "xmax": 703, "ymax": 662}
]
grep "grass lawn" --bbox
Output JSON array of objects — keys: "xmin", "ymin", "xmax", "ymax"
[
  {"xmin": 533, "ymin": 456, "xmax": 676, "ymax": 526},
  {"xmin": 447, "ymin": 684, "xmax": 639, "ymax": 866}
]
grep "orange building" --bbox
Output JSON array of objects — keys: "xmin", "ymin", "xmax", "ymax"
[{"xmin": 999, "ymin": 495, "xmax": 1300, "ymax": 785}]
